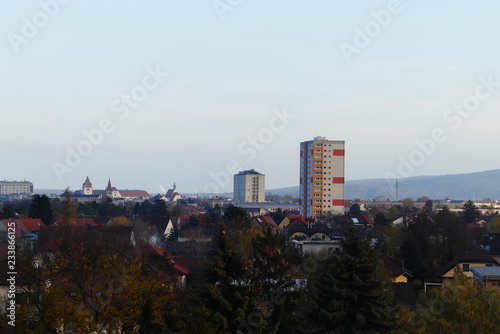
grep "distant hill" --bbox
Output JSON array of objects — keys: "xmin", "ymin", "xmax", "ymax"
[{"xmin": 267, "ymin": 169, "xmax": 500, "ymax": 200}]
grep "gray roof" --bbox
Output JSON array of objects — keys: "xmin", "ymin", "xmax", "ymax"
[
  {"xmin": 236, "ymin": 169, "xmax": 263, "ymax": 175},
  {"xmin": 471, "ymin": 266, "xmax": 500, "ymax": 279}
]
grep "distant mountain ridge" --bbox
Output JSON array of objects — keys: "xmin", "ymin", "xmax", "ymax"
[{"xmin": 267, "ymin": 169, "xmax": 500, "ymax": 200}]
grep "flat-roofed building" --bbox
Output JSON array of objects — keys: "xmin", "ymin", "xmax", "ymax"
[
  {"xmin": 0, "ymin": 180, "xmax": 33, "ymax": 195},
  {"xmin": 233, "ymin": 169, "xmax": 265, "ymax": 204}
]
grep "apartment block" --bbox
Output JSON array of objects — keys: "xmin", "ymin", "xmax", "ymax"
[
  {"xmin": 234, "ymin": 170, "xmax": 265, "ymax": 203},
  {"xmin": 299, "ymin": 137, "xmax": 345, "ymax": 219},
  {"xmin": 0, "ymin": 180, "xmax": 33, "ymax": 195}
]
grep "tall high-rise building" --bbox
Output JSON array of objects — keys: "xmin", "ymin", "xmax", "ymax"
[
  {"xmin": 299, "ymin": 137, "xmax": 345, "ymax": 219},
  {"xmin": 233, "ymin": 169, "xmax": 265, "ymax": 203}
]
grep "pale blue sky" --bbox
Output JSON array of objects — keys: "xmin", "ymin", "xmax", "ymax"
[{"xmin": 2, "ymin": 1, "xmax": 500, "ymax": 193}]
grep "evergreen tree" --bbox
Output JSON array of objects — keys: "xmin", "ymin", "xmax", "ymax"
[
  {"xmin": 268, "ymin": 208, "xmax": 287, "ymax": 225},
  {"xmin": 308, "ymin": 225, "xmax": 396, "ymax": 334},
  {"xmin": 462, "ymin": 200, "xmax": 480, "ymax": 224},
  {"xmin": 349, "ymin": 203, "xmax": 361, "ymax": 216},
  {"xmin": 223, "ymin": 205, "xmax": 250, "ymax": 230},
  {"xmin": 374, "ymin": 212, "xmax": 390, "ymax": 226},
  {"xmin": 98, "ymin": 197, "xmax": 127, "ymax": 217},
  {"xmin": 79, "ymin": 200, "xmax": 99, "ymax": 216},
  {"xmin": 200, "ymin": 225, "xmax": 269, "ymax": 333},
  {"xmin": 436, "ymin": 207, "xmax": 471, "ymax": 262},
  {"xmin": 28, "ymin": 194, "xmax": 54, "ymax": 224},
  {"xmin": 150, "ymin": 199, "xmax": 169, "ymax": 217},
  {"xmin": 252, "ymin": 228, "xmax": 299, "ymax": 333},
  {"xmin": 0, "ymin": 203, "xmax": 16, "ymax": 219},
  {"xmin": 399, "ymin": 212, "xmax": 442, "ymax": 278}
]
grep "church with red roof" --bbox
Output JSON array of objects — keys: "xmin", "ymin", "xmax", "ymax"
[{"xmin": 74, "ymin": 176, "xmax": 151, "ymax": 202}]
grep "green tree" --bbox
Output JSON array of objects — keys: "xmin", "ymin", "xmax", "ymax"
[
  {"xmin": 132, "ymin": 200, "xmax": 153, "ymax": 216},
  {"xmin": 0, "ymin": 203, "xmax": 16, "ymax": 219},
  {"xmin": 198, "ymin": 225, "xmax": 268, "ymax": 333},
  {"xmin": 188, "ymin": 214, "xmax": 200, "ymax": 226},
  {"xmin": 268, "ymin": 208, "xmax": 287, "ymax": 225},
  {"xmin": 488, "ymin": 217, "xmax": 500, "ymax": 233},
  {"xmin": 307, "ymin": 225, "xmax": 396, "ymax": 333},
  {"xmin": 15, "ymin": 225, "xmax": 182, "ymax": 333},
  {"xmin": 223, "ymin": 205, "xmax": 250, "ymax": 230},
  {"xmin": 349, "ymin": 203, "xmax": 361, "ymax": 215},
  {"xmin": 401, "ymin": 198, "xmax": 416, "ymax": 213},
  {"xmin": 374, "ymin": 212, "xmax": 390, "ymax": 226},
  {"xmin": 399, "ymin": 213, "xmax": 442, "ymax": 278},
  {"xmin": 251, "ymin": 228, "xmax": 299, "ymax": 333},
  {"xmin": 52, "ymin": 188, "xmax": 79, "ymax": 225},
  {"xmin": 402, "ymin": 274, "xmax": 500, "ymax": 333},
  {"xmin": 98, "ymin": 197, "xmax": 127, "ymax": 217},
  {"xmin": 79, "ymin": 200, "xmax": 99, "ymax": 216},
  {"xmin": 436, "ymin": 207, "xmax": 471, "ymax": 263},
  {"xmin": 28, "ymin": 194, "xmax": 54, "ymax": 224},
  {"xmin": 462, "ymin": 200, "xmax": 480, "ymax": 224},
  {"xmin": 150, "ymin": 199, "xmax": 169, "ymax": 217}
]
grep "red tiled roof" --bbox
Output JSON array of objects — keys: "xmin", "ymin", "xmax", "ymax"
[
  {"xmin": 177, "ymin": 215, "xmax": 191, "ymax": 226},
  {"xmin": 20, "ymin": 219, "xmax": 45, "ymax": 232},
  {"xmin": 361, "ymin": 215, "xmax": 374, "ymax": 224},
  {"xmin": 119, "ymin": 190, "xmax": 150, "ymax": 198},
  {"xmin": 173, "ymin": 263, "xmax": 191, "ymax": 275},
  {"xmin": 1, "ymin": 219, "xmax": 28, "ymax": 237},
  {"xmin": 92, "ymin": 190, "xmax": 107, "ymax": 196},
  {"xmin": 149, "ymin": 242, "xmax": 191, "ymax": 275},
  {"xmin": 39, "ymin": 238, "xmax": 63, "ymax": 252},
  {"xmin": 83, "ymin": 176, "xmax": 92, "ymax": 188},
  {"xmin": 253, "ymin": 216, "xmax": 279, "ymax": 231},
  {"xmin": 73, "ymin": 217, "xmax": 97, "ymax": 227},
  {"xmin": 285, "ymin": 217, "xmax": 308, "ymax": 229}
]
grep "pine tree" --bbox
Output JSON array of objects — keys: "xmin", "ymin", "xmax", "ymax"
[
  {"xmin": 28, "ymin": 194, "xmax": 54, "ymax": 224},
  {"xmin": 201, "ymin": 225, "xmax": 269, "ymax": 333},
  {"xmin": 308, "ymin": 225, "xmax": 396, "ymax": 334},
  {"xmin": 462, "ymin": 200, "xmax": 480, "ymax": 224},
  {"xmin": 0, "ymin": 203, "xmax": 16, "ymax": 219},
  {"xmin": 252, "ymin": 228, "xmax": 298, "ymax": 333}
]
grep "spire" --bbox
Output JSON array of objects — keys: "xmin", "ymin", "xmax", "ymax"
[
  {"xmin": 83, "ymin": 176, "xmax": 92, "ymax": 188},
  {"xmin": 106, "ymin": 178, "xmax": 113, "ymax": 191},
  {"xmin": 173, "ymin": 182, "xmax": 176, "ymax": 191}
]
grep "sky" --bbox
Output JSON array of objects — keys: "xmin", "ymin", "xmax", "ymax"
[{"xmin": 2, "ymin": 1, "xmax": 500, "ymax": 194}]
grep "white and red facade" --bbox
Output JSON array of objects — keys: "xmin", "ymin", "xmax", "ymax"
[{"xmin": 299, "ymin": 137, "xmax": 345, "ymax": 219}]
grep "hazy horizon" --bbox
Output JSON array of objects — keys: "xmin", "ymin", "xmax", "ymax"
[{"xmin": 3, "ymin": 1, "xmax": 500, "ymax": 193}]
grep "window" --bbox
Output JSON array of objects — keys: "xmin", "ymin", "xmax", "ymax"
[{"xmin": 462, "ymin": 264, "xmax": 470, "ymax": 272}]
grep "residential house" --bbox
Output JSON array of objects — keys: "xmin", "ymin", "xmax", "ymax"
[
  {"xmin": 384, "ymin": 256, "xmax": 412, "ymax": 283},
  {"xmin": 278, "ymin": 215, "xmax": 302, "ymax": 230},
  {"xmin": 250, "ymin": 216, "xmax": 280, "ymax": 232},
  {"xmin": 424, "ymin": 246, "xmax": 500, "ymax": 292},
  {"xmin": 285, "ymin": 221, "xmax": 331, "ymax": 241},
  {"xmin": 383, "ymin": 256, "xmax": 416, "ymax": 307},
  {"xmin": 148, "ymin": 242, "xmax": 191, "ymax": 287}
]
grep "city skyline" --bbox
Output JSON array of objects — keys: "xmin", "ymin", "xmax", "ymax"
[{"xmin": 3, "ymin": 2, "xmax": 500, "ymax": 193}]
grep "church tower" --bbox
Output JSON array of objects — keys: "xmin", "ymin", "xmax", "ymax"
[{"xmin": 83, "ymin": 176, "xmax": 93, "ymax": 195}]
